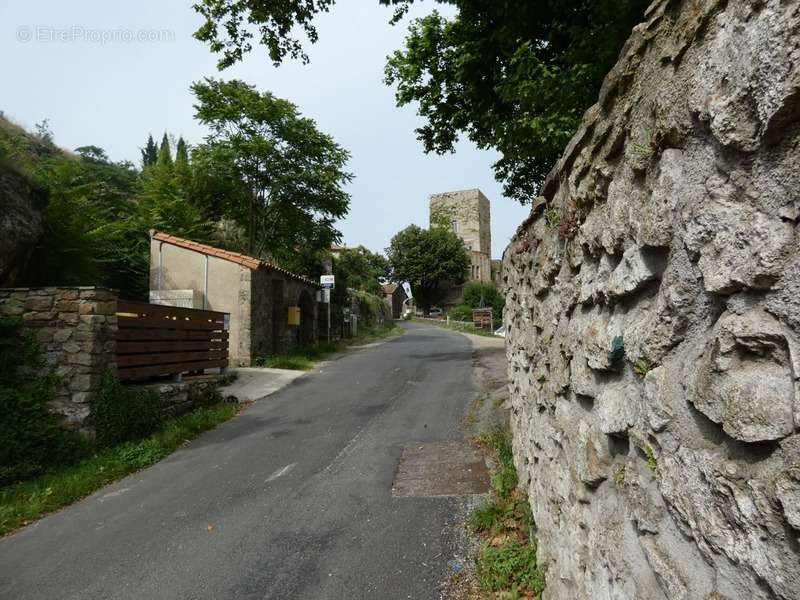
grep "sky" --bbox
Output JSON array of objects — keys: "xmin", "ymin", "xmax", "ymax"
[{"xmin": 0, "ymin": 1, "xmax": 530, "ymax": 259}]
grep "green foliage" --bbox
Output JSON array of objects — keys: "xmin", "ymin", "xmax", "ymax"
[
  {"xmin": 462, "ymin": 281, "xmax": 504, "ymax": 325},
  {"xmin": 613, "ymin": 464, "xmax": 626, "ymax": 485},
  {"xmin": 157, "ymin": 133, "xmax": 173, "ymax": 167},
  {"xmin": 0, "ymin": 318, "xmax": 88, "ymax": 487},
  {"xmin": 448, "ymin": 304, "xmax": 472, "ymax": 322},
  {"xmin": 332, "ymin": 246, "xmax": 389, "ymax": 298},
  {"xmin": 91, "ymin": 373, "xmax": 162, "ymax": 447},
  {"xmin": 0, "ymin": 402, "xmax": 240, "ymax": 535},
  {"xmin": 472, "ymin": 427, "xmax": 545, "ymax": 597},
  {"xmin": 193, "ymin": 1, "xmax": 649, "ymax": 202},
  {"xmin": 386, "ymin": 223, "xmax": 470, "ymax": 310},
  {"xmin": 476, "ymin": 539, "xmax": 545, "ymax": 596},
  {"xmin": 140, "ymin": 134, "xmax": 158, "ymax": 167},
  {"xmin": 634, "ymin": 358, "xmax": 653, "ymax": 379},
  {"xmin": 644, "ymin": 446, "xmax": 658, "ymax": 472},
  {"xmin": 191, "ymin": 78, "xmax": 352, "ymax": 264}
]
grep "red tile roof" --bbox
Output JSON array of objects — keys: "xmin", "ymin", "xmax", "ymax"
[{"xmin": 151, "ymin": 231, "xmax": 318, "ymax": 286}]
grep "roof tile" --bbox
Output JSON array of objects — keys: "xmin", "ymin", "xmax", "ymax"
[{"xmin": 151, "ymin": 231, "xmax": 317, "ymax": 286}]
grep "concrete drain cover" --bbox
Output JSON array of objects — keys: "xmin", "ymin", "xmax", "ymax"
[{"xmin": 392, "ymin": 440, "xmax": 490, "ymax": 497}]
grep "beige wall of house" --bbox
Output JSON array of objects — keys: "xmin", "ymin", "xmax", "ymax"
[{"xmin": 149, "ymin": 241, "xmax": 251, "ymax": 366}]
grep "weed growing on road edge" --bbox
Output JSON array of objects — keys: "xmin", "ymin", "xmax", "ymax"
[
  {"xmin": 254, "ymin": 323, "xmax": 404, "ymax": 370},
  {"xmin": 0, "ymin": 402, "xmax": 244, "ymax": 536},
  {"xmin": 471, "ymin": 428, "xmax": 546, "ymax": 598}
]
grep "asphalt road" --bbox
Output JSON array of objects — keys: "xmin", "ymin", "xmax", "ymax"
[{"xmin": 0, "ymin": 323, "xmax": 479, "ymax": 600}]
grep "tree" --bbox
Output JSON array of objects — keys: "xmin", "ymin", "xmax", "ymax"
[
  {"xmin": 462, "ymin": 280, "xmax": 504, "ymax": 325},
  {"xmin": 192, "ymin": 0, "xmax": 648, "ymax": 202},
  {"xmin": 140, "ymin": 134, "xmax": 158, "ymax": 167},
  {"xmin": 333, "ymin": 246, "xmax": 389, "ymax": 296},
  {"xmin": 191, "ymin": 77, "xmax": 352, "ymax": 263},
  {"xmin": 157, "ymin": 133, "xmax": 173, "ymax": 168},
  {"xmin": 386, "ymin": 223, "xmax": 469, "ymax": 310}
]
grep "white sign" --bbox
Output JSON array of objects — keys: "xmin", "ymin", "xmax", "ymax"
[
  {"xmin": 402, "ymin": 281, "xmax": 413, "ymax": 299},
  {"xmin": 320, "ymin": 274, "xmax": 335, "ymax": 289}
]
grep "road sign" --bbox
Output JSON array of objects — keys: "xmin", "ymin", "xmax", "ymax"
[{"xmin": 320, "ymin": 274, "xmax": 335, "ymax": 289}]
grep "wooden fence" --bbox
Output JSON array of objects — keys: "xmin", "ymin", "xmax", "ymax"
[{"xmin": 116, "ymin": 301, "xmax": 229, "ymax": 381}]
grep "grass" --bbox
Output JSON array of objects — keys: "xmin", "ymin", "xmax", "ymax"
[
  {"xmin": 254, "ymin": 323, "xmax": 404, "ymax": 370},
  {"xmin": 471, "ymin": 428, "xmax": 546, "ymax": 598},
  {"xmin": 0, "ymin": 402, "xmax": 242, "ymax": 536},
  {"xmin": 412, "ymin": 317, "xmax": 498, "ymax": 338}
]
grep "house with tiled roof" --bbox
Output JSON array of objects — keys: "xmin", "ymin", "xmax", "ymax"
[{"xmin": 149, "ymin": 231, "xmax": 320, "ymax": 366}]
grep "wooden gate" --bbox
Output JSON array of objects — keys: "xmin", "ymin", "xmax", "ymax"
[{"xmin": 116, "ymin": 301, "xmax": 229, "ymax": 381}]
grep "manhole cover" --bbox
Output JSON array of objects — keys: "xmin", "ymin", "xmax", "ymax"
[{"xmin": 392, "ymin": 440, "xmax": 490, "ymax": 497}]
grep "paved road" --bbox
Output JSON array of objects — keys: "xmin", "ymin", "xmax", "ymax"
[{"xmin": 0, "ymin": 323, "xmax": 479, "ymax": 600}]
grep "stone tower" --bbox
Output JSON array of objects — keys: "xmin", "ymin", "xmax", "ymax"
[
  {"xmin": 429, "ymin": 188, "xmax": 491, "ymax": 256},
  {"xmin": 429, "ymin": 188, "xmax": 492, "ymax": 286}
]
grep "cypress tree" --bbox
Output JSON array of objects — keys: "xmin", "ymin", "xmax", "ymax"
[
  {"xmin": 175, "ymin": 137, "xmax": 189, "ymax": 170},
  {"xmin": 140, "ymin": 134, "xmax": 158, "ymax": 167},
  {"xmin": 157, "ymin": 133, "xmax": 173, "ymax": 168}
]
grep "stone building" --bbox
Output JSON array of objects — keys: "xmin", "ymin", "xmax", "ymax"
[
  {"xmin": 429, "ymin": 188, "xmax": 493, "ymax": 309},
  {"xmin": 150, "ymin": 231, "xmax": 319, "ymax": 366}
]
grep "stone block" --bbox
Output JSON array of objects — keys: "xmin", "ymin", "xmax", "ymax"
[
  {"xmin": 58, "ymin": 312, "xmax": 79, "ymax": 324},
  {"xmin": 53, "ymin": 329, "xmax": 73, "ymax": 343},
  {"xmin": 54, "ymin": 300, "xmax": 78, "ymax": 312},
  {"xmin": 24, "ymin": 296, "xmax": 53, "ymax": 311}
]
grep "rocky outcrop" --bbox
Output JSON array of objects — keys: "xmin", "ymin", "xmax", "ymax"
[
  {"xmin": 502, "ymin": 1, "xmax": 800, "ymax": 598},
  {"xmin": 0, "ymin": 159, "xmax": 46, "ymax": 286}
]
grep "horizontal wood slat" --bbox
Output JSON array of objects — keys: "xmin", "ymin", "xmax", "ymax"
[
  {"xmin": 116, "ymin": 329, "xmax": 228, "ymax": 341},
  {"xmin": 117, "ymin": 340, "xmax": 226, "ymax": 354},
  {"xmin": 117, "ymin": 300, "xmax": 227, "ymax": 322},
  {"xmin": 117, "ymin": 351, "xmax": 228, "ymax": 368},
  {"xmin": 116, "ymin": 300, "xmax": 230, "ymax": 382},
  {"xmin": 117, "ymin": 315, "xmax": 222, "ymax": 331},
  {"xmin": 117, "ymin": 359, "xmax": 229, "ymax": 381}
]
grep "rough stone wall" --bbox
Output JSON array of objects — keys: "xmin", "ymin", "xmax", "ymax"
[
  {"xmin": 502, "ymin": 1, "xmax": 800, "ymax": 599},
  {"xmin": 143, "ymin": 378, "xmax": 223, "ymax": 418},
  {"xmin": 249, "ymin": 269, "xmax": 319, "ymax": 357},
  {"xmin": 0, "ymin": 287, "xmax": 117, "ymax": 430}
]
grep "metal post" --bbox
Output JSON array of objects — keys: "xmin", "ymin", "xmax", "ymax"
[{"xmin": 327, "ymin": 300, "xmax": 331, "ymax": 344}]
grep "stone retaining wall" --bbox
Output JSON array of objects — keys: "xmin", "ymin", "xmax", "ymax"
[
  {"xmin": 502, "ymin": 1, "xmax": 800, "ymax": 598},
  {"xmin": 0, "ymin": 287, "xmax": 117, "ymax": 429}
]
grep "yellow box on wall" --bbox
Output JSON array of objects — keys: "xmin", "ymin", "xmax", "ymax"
[{"xmin": 287, "ymin": 306, "xmax": 301, "ymax": 326}]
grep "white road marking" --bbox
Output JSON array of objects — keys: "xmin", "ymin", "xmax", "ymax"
[{"xmin": 265, "ymin": 463, "xmax": 297, "ymax": 482}]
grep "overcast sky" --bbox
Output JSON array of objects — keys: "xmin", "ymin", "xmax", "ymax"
[{"xmin": 0, "ymin": 1, "xmax": 530, "ymax": 259}]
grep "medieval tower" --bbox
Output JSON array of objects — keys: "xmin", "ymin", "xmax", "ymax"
[{"xmin": 429, "ymin": 189, "xmax": 493, "ymax": 307}]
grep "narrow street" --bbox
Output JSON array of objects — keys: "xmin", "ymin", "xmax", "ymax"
[{"xmin": 0, "ymin": 323, "xmax": 493, "ymax": 600}]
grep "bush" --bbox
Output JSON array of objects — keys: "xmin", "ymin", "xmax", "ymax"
[
  {"xmin": 91, "ymin": 373, "xmax": 162, "ymax": 447},
  {"xmin": 0, "ymin": 318, "xmax": 87, "ymax": 486},
  {"xmin": 449, "ymin": 304, "xmax": 473, "ymax": 322}
]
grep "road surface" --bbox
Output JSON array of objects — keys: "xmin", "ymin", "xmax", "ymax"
[{"xmin": 0, "ymin": 323, "xmax": 483, "ymax": 600}]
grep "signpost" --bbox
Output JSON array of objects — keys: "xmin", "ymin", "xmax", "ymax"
[
  {"xmin": 472, "ymin": 307, "xmax": 493, "ymax": 329},
  {"xmin": 320, "ymin": 275, "xmax": 335, "ymax": 343}
]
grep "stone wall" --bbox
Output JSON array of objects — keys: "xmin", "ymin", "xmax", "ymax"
[
  {"xmin": 0, "ymin": 287, "xmax": 117, "ymax": 429},
  {"xmin": 502, "ymin": 1, "xmax": 800, "ymax": 599}
]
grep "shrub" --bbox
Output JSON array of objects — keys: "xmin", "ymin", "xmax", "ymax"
[
  {"xmin": 91, "ymin": 373, "xmax": 162, "ymax": 447},
  {"xmin": 0, "ymin": 317, "xmax": 87, "ymax": 486},
  {"xmin": 449, "ymin": 304, "xmax": 473, "ymax": 322}
]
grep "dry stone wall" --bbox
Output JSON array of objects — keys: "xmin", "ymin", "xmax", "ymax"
[
  {"xmin": 0, "ymin": 287, "xmax": 117, "ymax": 430},
  {"xmin": 502, "ymin": 1, "xmax": 800, "ymax": 598}
]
